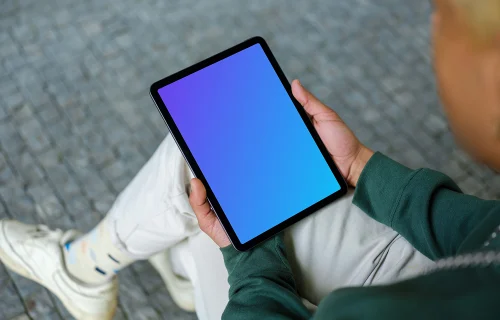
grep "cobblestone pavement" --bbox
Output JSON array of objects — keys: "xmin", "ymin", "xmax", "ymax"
[{"xmin": 1, "ymin": 0, "xmax": 499, "ymax": 319}]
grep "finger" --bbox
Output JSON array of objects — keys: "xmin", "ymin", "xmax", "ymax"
[
  {"xmin": 291, "ymin": 79, "xmax": 334, "ymax": 117},
  {"xmin": 189, "ymin": 178, "xmax": 218, "ymax": 227}
]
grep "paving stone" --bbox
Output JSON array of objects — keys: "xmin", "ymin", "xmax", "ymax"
[
  {"xmin": 11, "ymin": 104, "xmax": 35, "ymax": 123},
  {"xmin": 92, "ymin": 192, "xmax": 115, "ymax": 215},
  {"xmin": 149, "ymin": 287, "xmax": 198, "ymax": 320},
  {"xmin": 102, "ymin": 159, "xmax": 127, "ymax": 181},
  {"xmin": 127, "ymin": 306, "xmax": 162, "ymax": 320},
  {"xmin": 0, "ymin": 162, "xmax": 15, "ymax": 185},
  {"xmin": 0, "ymin": 104, "xmax": 9, "ymax": 121},
  {"xmin": 2, "ymin": 92, "xmax": 24, "ymax": 113},
  {"xmin": 110, "ymin": 175, "xmax": 133, "ymax": 194},
  {"xmin": 72, "ymin": 210, "xmax": 103, "ymax": 233},
  {"xmin": 45, "ymin": 119, "xmax": 73, "ymax": 144},
  {"xmin": 8, "ymin": 272, "xmax": 41, "ymax": 297},
  {"xmin": 64, "ymin": 194, "xmax": 93, "ymax": 216},
  {"xmin": 113, "ymin": 306, "xmax": 128, "ymax": 320},
  {"xmin": 8, "ymin": 314, "xmax": 31, "ymax": 320},
  {"xmin": 38, "ymin": 104, "xmax": 62, "ymax": 125},
  {"xmin": 0, "ymin": 198, "xmax": 7, "ymax": 219},
  {"xmin": 24, "ymin": 289, "xmax": 57, "ymax": 319},
  {"xmin": 0, "ymin": 76, "xmax": 18, "ymax": 96},
  {"xmin": 11, "ymin": 151, "xmax": 46, "ymax": 185},
  {"xmin": 0, "ymin": 185, "xmax": 39, "ymax": 224},
  {"xmin": 45, "ymin": 165, "xmax": 82, "ymax": 197},
  {"xmin": 134, "ymin": 262, "xmax": 164, "ymax": 295},
  {"xmin": 18, "ymin": 118, "xmax": 51, "ymax": 153},
  {"xmin": 0, "ymin": 279, "xmax": 27, "ymax": 319},
  {"xmin": 35, "ymin": 194, "xmax": 65, "ymax": 221},
  {"xmin": 49, "ymin": 214, "xmax": 75, "ymax": 231}
]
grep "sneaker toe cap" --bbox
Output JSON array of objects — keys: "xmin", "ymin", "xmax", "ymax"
[{"xmin": 0, "ymin": 220, "xmax": 39, "ymax": 246}]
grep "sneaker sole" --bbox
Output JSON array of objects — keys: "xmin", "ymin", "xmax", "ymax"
[
  {"xmin": 149, "ymin": 251, "xmax": 196, "ymax": 312},
  {"xmin": 0, "ymin": 242, "xmax": 116, "ymax": 320}
]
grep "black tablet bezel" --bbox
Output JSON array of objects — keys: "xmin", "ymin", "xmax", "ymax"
[{"xmin": 150, "ymin": 36, "xmax": 348, "ymax": 251}]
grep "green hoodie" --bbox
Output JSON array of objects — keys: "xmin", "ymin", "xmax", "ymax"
[{"xmin": 220, "ymin": 153, "xmax": 500, "ymax": 320}]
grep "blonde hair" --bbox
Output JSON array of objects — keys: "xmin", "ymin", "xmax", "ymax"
[{"xmin": 454, "ymin": 0, "xmax": 500, "ymax": 41}]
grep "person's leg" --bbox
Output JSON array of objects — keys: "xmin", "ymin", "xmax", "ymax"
[
  {"xmin": 171, "ymin": 191, "xmax": 434, "ymax": 319},
  {"xmin": 0, "ymin": 129, "xmax": 433, "ymax": 319},
  {"xmin": 103, "ymin": 135, "xmax": 198, "ymax": 259},
  {"xmin": 284, "ymin": 190, "xmax": 434, "ymax": 305},
  {"xmin": 0, "ymin": 134, "xmax": 200, "ymax": 319}
]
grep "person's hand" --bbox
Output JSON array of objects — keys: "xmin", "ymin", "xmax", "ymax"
[
  {"xmin": 291, "ymin": 80, "xmax": 373, "ymax": 187},
  {"xmin": 189, "ymin": 178, "xmax": 231, "ymax": 248}
]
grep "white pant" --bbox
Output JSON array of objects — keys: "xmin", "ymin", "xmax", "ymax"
[{"xmin": 106, "ymin": 135, "xmax": 434, "ymax": 319}]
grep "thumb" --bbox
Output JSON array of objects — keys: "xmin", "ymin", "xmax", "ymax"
[
  {"xmin": 291, "ymin": 79, "xmax": 333, "ymax": 117},
  {"xmin": 189, "ymin": 178, "xmax": 217, "ymax": 229}
]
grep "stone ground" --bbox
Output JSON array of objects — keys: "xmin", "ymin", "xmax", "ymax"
[{"xmin": 1, "ymin": 0, "xmax": 499, "ymax": 319}]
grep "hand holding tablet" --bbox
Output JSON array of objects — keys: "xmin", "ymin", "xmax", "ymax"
[
  {"xmin": 150, "ymin": 37, "xmax": 370, "ymax": 250},
  {"xmin": 188, "ymin": 79, "xmax": 374, "ymax": 248}
]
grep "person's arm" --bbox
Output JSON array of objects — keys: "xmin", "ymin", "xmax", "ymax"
[
  {"xmin": 188, "ymin": 177, "xmax": 311, "ymax": 320},
  {"xmin": 353, "ymin": 152, "xmax": 500, "ymax": 260},
  {"xmin": 220, "ymin": 235, "xmax": 311, "ymax": 320}
]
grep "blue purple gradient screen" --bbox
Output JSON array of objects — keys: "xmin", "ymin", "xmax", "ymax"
[{"xmin": 158, "ymin": 44, "xmax": 340, "ymax": 243}]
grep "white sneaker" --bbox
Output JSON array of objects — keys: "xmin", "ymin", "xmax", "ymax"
[
  {"xmin": 149, "ymin": 245, "xmax": 196, "ymax": 312},
  {"xmin": 0, "ymin": 220, "xmax": 118, "ymax": 320}
]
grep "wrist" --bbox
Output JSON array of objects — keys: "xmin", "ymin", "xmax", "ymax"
[{"xmin": 347, "ymin": 146, "xmax": 374, "ymax": 187}]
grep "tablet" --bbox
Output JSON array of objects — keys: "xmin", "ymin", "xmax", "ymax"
[{"xmin": 150, "ymin": 37, "xmax": 347, "ymax": 251}]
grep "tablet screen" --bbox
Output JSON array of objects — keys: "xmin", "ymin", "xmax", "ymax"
[{"xmin": 157, "ymin": 43, "xmax": 341, "ymax": 244}]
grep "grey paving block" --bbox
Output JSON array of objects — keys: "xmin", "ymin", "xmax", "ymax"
[
  {"xmin": 36, "ymin": 147, "xmax": 65, "ymax": 170},
  {"xmin": 72, "ymin": 210, "xmax": 103, "ymax": 233},
  {"xmin": 18, "ymin": 118, "xmax": 51, "ymax": 153},
  {"xmin": 8, "ymin": 314, "xmax": 31, "ymax": 320},
  {"xmin": 0, "ymin": 196, "xmax": 7, "ymax": 219},
  {"xmin": 70, "ymin": 166, "xmax": 111, "ymax": 199},
  {"xmin": 0, "ymin": 77, "xmax": 18, "ymax": 97},
  {"xmin": 92, "ymin": 192, "xmax": 116, "ymax": 215},
  {"xmin": 1, "ymin": 280, "xmax": 28, "ymax": 319},
  {"xmin": 38, "ymin": 103, "xmax": 62, "ymax": 125},
  {"xmin": 10, "ymin": 151, "xmax": 46, "ymax": 186},
  {"xmin": 0, "ymin": 161, "xmax": 15, "ymax": 186},
  {"xmin": 8, "ymin": 272, "xmax": 41, "ymax": 297},
  {"xmin": 35, "ymin": 193, "xmax": 65, "ymax": 222},
  {"xmin": 133, "ymin": 262, "xmax": 164, "ymax": 295},
  {"xmin": 126, "ymin": 306, "xmax": 162, "ymax": 320},
  {"xmin": 109, "ymin": 175, "xmax": 133, "ymax": 194},
  {"xmin": 102, "ymin": 160, "xmax": 127, "ymax": 181},
  {"xmin": 90, "ymin": 147, "xmax": 116, "ymax": 168},
  {"xmin": 45, "ymin": 165, "xmax": 82, "ymax": 197},
  {"xmin": 64, "ymin": 195, "xmax": 93, "ymax": 217},
  {"xmin": 148, "ymin": 287, "xmax": 198, "ymax": 320},
  {"xmin": 0, "ymin": 184, "xmax": 39, "ymax": 224},
  {"xmin": 2, "ymin": 92, "xmax": 24, "ymax": 113},
  {"xmin": 52, "ymin": 297, "xmax": 74, "ymax": 320},
  {"xmin": 11, "ymin": 104, "xmax": 35, "ymax": 123},
  {"xmin": 23, "ymin": 289, "xmax": 57, "ymax": 319},
  {"xmin": 49, "ymin": 214, "xmax": 76, "ymax": 231},
  {"xmin": 12, "ymin": 67, "xmax": 41, "ymax": 88},
  {"xmin": 113, "ymin": 306, "xmax": 128, "ymax": 320}
]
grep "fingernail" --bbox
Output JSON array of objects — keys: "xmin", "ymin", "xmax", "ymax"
[{"xmin": 297, "ymin": 80, "xmax": 302, "ymax": 87}]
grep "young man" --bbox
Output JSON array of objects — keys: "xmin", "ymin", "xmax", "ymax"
[{"xmin": 1, "ymin": 0, "xmax": 499, "ymax": 319}]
